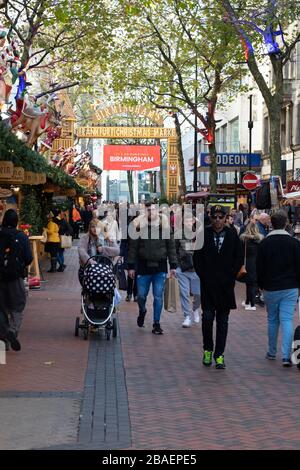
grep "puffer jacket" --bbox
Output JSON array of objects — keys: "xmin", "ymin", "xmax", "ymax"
[
  {"xmin": 127, "ymin": 215, "xmax": 177, "ymax": 273},
  {"xmin": 46, "ymin": 220, "xmax": 60, "ymax": 243}
]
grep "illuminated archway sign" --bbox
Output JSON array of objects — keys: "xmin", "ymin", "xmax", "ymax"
[
  {"xmin": 75, "ymin": 105, "xmax": 179, "ymax": 199},
  {"xmin": 92, "ymin": 103, "xmax": 165, "ymax": 126},
  {"xmin": 52, "ymin": 103, "xmax": 179, "ymax": 199}
]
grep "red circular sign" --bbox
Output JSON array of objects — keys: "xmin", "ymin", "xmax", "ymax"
[{"xmin": 242, "ymin": 173, "xmax": 259, "ymax": 190}]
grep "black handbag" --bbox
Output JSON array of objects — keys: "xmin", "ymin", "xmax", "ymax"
[{"xmin": 114, "ymin": 260, "xmax": 128, "ymax": 290}]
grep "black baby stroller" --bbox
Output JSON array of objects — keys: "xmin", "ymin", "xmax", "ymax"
[{"xmin": 75, "ymin": 255, "xmax": 117, "ymax": 340}]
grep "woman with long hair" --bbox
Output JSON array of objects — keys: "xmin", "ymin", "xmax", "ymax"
[
  {"xmin": 240, "ymin": 222, "xmax": 264, "ymax": 310},
  {"xmin": 78, "ymin": 219, "xmax": 119, "ymax": 284}
]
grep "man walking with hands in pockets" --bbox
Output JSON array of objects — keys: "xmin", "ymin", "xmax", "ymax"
[{"xmin": 127, "ymin": 202, "xmax": 177, "ymax": 335}]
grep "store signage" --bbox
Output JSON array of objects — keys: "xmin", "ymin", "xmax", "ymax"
[
  {"xmin": 200, "ymin": 153, "xmax": 261, "ymax": 168},
  {"xmin": 92, "ymin": 104, "xmax": 164, "ymax": 126},
  {"xmin": 103, "ymin": 145, "xmax": 161, "ymax": 171},
  {"xmin": 77, "ymin": 126, "xmax": 176, "ymax": 139},
  {"xmin": 24, "ymin": 171, "xmax": 42, "ymax": 185},
  {"xmin": 11, "ymin": 167, "xmax": 25, "ymax": 182},
  {"xmin": 287, "ymin": 181, "xmax": 300, "ymax": 193},
  {"xmin": 0, "ymin": 162, "xmax": 14, "ymax": 179}
]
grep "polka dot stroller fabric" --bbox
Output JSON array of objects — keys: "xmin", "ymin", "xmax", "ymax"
[{"xmin": 82, "ymin": 263, "xmax": 116, "ymax": 295}]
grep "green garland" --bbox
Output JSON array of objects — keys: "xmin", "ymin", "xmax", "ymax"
[
  {"xmin": 19, "ymin": 187, "xmax": 45, "ymax": 235},
  {"xmin": 0, "ymin": 121, "xmax": 83, "ymax": 192},
  {"xmin": 0, "ymin": 121, "xmax": 48, "ymax": 172},
  {"xmin": 46, "ymin": 166, "xmax": 83, "ymax": 191}
]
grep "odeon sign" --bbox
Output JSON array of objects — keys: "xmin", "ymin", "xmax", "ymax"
[{"xmin": 200, "ymin": 153, "xmax": 261, "ymax": 168}]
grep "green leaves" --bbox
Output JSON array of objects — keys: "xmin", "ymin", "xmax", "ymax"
[{"xmin": 0, "ymin": 121, "xmax": 82, "ymax": 191}]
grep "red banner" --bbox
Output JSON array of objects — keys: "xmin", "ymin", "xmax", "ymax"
[
  {"xmin": 103, "ymin": 145, "xmax": 160, "ymax": 171},
  {"xmin": 287, "ymin": 181, "xmax": 300, "ymax": 193}
]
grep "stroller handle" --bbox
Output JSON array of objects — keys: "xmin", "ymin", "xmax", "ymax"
[{"xmin": 83, "ymin": 254, "xmax": 114, "ymax": 269}]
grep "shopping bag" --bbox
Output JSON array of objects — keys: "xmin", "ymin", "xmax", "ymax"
[
  {"xmin": 41, "ymin": 227, "xmax": 47, "ymax": 244},
  {"xmin": 164, "ymin": 277, "xmax": 180, "ymax": 312},
  {"xmin": 60, "ymin": 234, "xmax": 72, "ymax": 249},
  {"xmin": 114, "ymin": 288, "xmax": 121, "ymax": 306},
  {"xmin": 114, "ymin": 259, "xmax": 128, "ymax": 291}
]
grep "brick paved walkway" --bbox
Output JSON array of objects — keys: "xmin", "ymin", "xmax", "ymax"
[
  {"xmin": 119, "ymin": 286, "xmax": 300, "ymax": 450},
  {"xmin": 0, "ymin": 242, "xmax": 300, "ymax": 450}
]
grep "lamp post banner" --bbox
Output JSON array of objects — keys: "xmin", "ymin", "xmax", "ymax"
[
  {"xmin": 103, "ymin": 145, "xmax": 161, "ymax": 171},
  {"xmin": 200, "ymin": 153, "xmax": 261, "ymax": 168}
]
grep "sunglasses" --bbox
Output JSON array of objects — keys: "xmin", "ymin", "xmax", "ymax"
[{"xmin": 211, "ymin": 214, "xmax": 225, "ymax": 220}]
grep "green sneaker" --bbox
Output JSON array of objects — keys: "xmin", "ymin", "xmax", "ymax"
[
  {"xmin": 215, "ymin": 355, "xmax": 226, "ymax": 369},
  {"xmin": 202, "ymin": 350, "xmax": 213, "ymax": 367}
]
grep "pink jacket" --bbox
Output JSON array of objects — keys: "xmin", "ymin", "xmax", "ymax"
[{"xmin": 78, "ymin": 233, "xmax": 120, "ymax": 267}]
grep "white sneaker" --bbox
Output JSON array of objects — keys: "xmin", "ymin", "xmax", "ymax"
[
  {"xmin": 245, "ymin": 305, "xmax": 256, "ymax": 311},
  {"xmin": 193, "ymin": 309, "xmax": 200, "ymax": 323},
  {"xmin": 242, "ymin": 301, "xmax": 249, "ymax": 307},
  {"xmin": 182, "ymin": 316, "xmax": 192, "ymax": 328}
]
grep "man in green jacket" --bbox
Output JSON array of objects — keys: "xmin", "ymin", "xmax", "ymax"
[{"xmin": 127, "ymin": 203, "xmax": 177, "ymax": 334}]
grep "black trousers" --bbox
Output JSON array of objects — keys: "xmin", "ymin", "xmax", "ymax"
[
  {"xmin": 127, "ymin": 276, "xmax": 137, "ymax": 297},
  {"xmin": 202, "ymin": 308, "xmax": 230, "ymax": 358},
  {"xmin": 246, "ymin": 284, "xmax": 256, "ymax": 307},
  {"xmin": 72, "ymin": 221, "xmax": 80, "ymax": 239}
]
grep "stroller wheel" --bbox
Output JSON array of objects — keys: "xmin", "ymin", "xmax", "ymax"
[
  {"xmin": 113, "ymin": 318, "xmax": 117, "ymax": 338},
  {"xmin": 83, "ymin": 326, "xmax": 89, "ymax": 340},
  {"xmin": 75, "ymin": 317, "xmax": 80, "ymax": 337},
  {"xmin": 105, "ymin": 329, "xmax": 111, "ymax": 341}
]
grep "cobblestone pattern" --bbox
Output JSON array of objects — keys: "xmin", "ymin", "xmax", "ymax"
[{"xmin": 119, "ymin": 285, "xmax": 300, "ymax": 450}]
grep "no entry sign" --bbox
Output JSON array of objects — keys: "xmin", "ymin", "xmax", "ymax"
[{"xmin": 242, "ymin": 173, "xmax": 259, "ymax": 190}]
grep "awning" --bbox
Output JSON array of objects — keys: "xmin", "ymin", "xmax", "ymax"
[{"xmin": 283, "ymin": 191, "xmax": 300, "ymax": 200}]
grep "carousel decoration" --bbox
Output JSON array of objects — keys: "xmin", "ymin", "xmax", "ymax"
[
  {"xmin": 0, "ymin": 25, "xmax": 79, "ymax": 149},
  {"xmin": 50, "ymin": 146, "xmax": 101, "ymax": 190}
]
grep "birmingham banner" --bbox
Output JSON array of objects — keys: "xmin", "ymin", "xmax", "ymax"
[{"xmin": 103, "ymin": 145, "xmax": 161, "ymax": 171}]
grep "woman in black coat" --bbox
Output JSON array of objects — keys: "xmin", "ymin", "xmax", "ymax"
[{"xmin": 240, "ymin": 222, "xmax": 263, "ymax": 310}]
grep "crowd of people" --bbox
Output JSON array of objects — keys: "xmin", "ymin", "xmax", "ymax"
[{"xmin": 0, "ymin": 198, "xmax": 300, "ymax": 372}]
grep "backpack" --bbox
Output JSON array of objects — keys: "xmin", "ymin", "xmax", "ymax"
[
  {"xmin": 0, "ymin": 230, "xmax": 25, "ymax": 281},
  {"xmin": 256, "ymin": 182, "xmax": 271, "ymax": 210}
]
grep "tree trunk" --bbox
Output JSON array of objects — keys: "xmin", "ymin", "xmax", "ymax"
[
  {"xmin": 268, "ymin": 102, "xmax": 282, "ymax": 176},
  {"xmin": 149, "ymin": 172, "xmax": 154, "ymax": 193},
  {"xmin": 127, "ymin": 171, "xmax": 134, "ymax": 203},
  {"xmin": 208, "ymin": 143, "xmax": 217, "ymax": 193},
  {"xmin": 221, "ymin": 1, "xmax": 284, "ymax": 178},
  {"xmin": 174, "ymin": 113, "xmax": 186, "ymax": 194}
]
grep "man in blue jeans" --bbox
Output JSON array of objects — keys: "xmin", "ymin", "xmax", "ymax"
[
  {"xmin": 257, "ymin": 210, "xmax": 300, "ymax": 366},
  {"xmin": 127, "ymin": 203, "xmax": 177, "ymax": 334},
  {"xmin": 175, "ymin": 214, "xmax": 201, "ymax": 327}
]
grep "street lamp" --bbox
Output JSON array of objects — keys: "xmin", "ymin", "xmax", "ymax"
[
  {"xmin": 193, "ymin": 58, "xmax": 198, "ymax": 193},
  {"xmin": 248, "ymin": 94, "xmax": 253, "ymax": 171},
  {"xmin": 247, "ymin": 94, "xmax": 254, "ymax": 216}
]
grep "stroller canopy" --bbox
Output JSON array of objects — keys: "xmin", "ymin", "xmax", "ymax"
[{"xmin": 83, "ymin": 262, "xmax": 115, "ymax": 295}]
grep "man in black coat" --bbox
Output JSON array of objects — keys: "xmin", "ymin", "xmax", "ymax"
[{"xmin": 193, "ymin": 205, "xmax": 243, "ymax": 369}]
